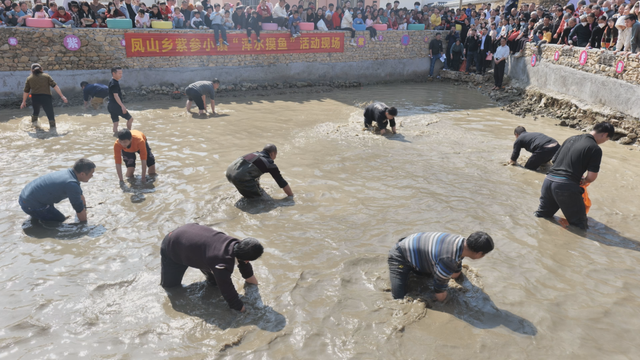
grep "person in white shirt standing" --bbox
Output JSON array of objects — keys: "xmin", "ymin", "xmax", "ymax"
[
  {"xmin": 272, "ymin": 0, "xmax": 288, "ymax": 30},
  {"xmin": 493, "ymin": 37, "xmax": 510, "ymax": 90}
]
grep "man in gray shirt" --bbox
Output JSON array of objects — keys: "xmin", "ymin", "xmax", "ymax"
[
  {"xmin": 626, "ymin": 14, "xmax": 640, "ymax": 54},
  {"xmin": 185, "ymin": 79, "xmax": 220, "ymax": 115},
  {"xmin": 19, "ymin": 158, "xmax": 95, "ymax": 223}
]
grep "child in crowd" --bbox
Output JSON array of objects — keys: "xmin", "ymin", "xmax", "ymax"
[
  {"xmin": 190, "ymin": 10, "xmax": 204, "ymax": 28},
  {"xmin": 135, "ymin": 8, "xmax": 150, "ymax": 28},
  {"xmin": 246, "ymin": 10, "xmax": 261, "ymax": 43},
  {"xmin": 289, "ymin": 9, "xmax": 301, "ymax": 37},
  {"xmin": 172, "ymin": 6, "xmax": 184, "ymax": 28},
  {"xmin": 47, "ymin": 2, "xmax": 58, "ymax": 17},
  {"xmin": 158, "ymin": 1, "xmax": 171, "ymax": 20},
  {"xmin": 223, "ymin": 10, "xmax": 234, "ymax": 29},
  {"xmin": 51, "ymin": 6, "xmax": 74, "ymax": 27},
  {"xmin": 204, "ymin": 5, "xmax": 213, "ymax": 28},
  {"xmin": 33, "ymin": 4, "xmax": 49, "ymax": 18},
  {"xmin": 354, "ymin": 11, "xmax": 377, "ymax": 41}
]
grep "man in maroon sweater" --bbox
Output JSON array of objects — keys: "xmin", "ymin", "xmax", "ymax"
[{"xmin": 160, "ymin": 223, "xmax": 263, "ymax": 312}]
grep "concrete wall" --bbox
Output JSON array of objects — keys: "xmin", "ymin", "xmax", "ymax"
[{"xmin": 507, "ymin": 45, "xmax": 640, "ymax": 118}]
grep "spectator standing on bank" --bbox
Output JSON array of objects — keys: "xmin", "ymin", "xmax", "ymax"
[
  {"xmin": 464, "ymin": 29, "xmax": 479, "ymax": 73},
  {"xmin": 450, "ymin": 38, "xmax": 464, "ymax": 71},
  {"xmin": 21, "ymin": 64, "xmax": 68, "ymax": 129},
  {"xmin": 429, "ymin": 32, "xmax": 447, "ymax": 78},
  {"xmin": 493, "ymin": 37, "xmax": 509, "ymax": 90}
]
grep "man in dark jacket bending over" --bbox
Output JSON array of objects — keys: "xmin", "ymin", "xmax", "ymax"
[
  {"xmin": 508, "ymin": 126, "xmax": 559, "ymax": 170},
  {"xmin": 160, "ymin": 223, "xmax": 263, "ymax": 312},
  {"xmin": 226, "ymin": 144, "xmax": 294, "ymax": 199},
  {"xmin": 363, "ymin": 102, "xmax": 398, "ymax": 135}
]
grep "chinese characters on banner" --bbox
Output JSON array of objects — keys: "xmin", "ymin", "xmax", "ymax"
[{"xmin": 124, "ymin": 32, "xmax": 344, "ymax": 57}]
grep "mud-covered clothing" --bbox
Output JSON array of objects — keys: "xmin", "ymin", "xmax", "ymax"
[
  {"xmin": 363, "ymin": 102, "xmax": 396, "ymax": 130},
  {"xmin": 511, "ymin": 131, "xmax": 559, "ymax": 170},
  {"xmin": 24, "ymin": 73, "xmax": 57, "ymax": 95},
  {"xmin": 548, "ymin": 134, "xmax": 602, "ymax": 185},
  {"xmin": 395, "ymin": 232, "xmax": 464, "ymax": 294},
  {"xmin": 160, "ymin": 223, "xmax": 254, "ymax": 310},
  {"xmin": 19, "ymin": 168, "xmax": 84, "ymax": 214},
  {"xmin": 113, "ymin": 130, "xmax": 151, "ymax": 164},
  {"xmin": 226, "ymin": 150, "xmax": 288, "ymax": 198}
]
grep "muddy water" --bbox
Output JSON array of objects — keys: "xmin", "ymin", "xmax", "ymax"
[{"xmin": 1, "ymin": 83, "xmax": 640, "ymax": 359}]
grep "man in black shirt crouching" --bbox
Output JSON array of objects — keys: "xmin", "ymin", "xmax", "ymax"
[
  {"xmin": 508, "ymin": 126, "xmax": 559, "ymax": 170},
  {"xmin": 534, "ymin": 122, "xmax": 614, "ymax": 229}
]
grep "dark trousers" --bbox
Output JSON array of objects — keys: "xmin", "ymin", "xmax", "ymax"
[
  {"xmin": 337, "ymin": 27, "xmax": 355, "ymax": 39},
  {"xmin": 160, "ymin": 234, "xmax": 218, "ymax": 287},
  {"xmin": 365, "ymin": 26, "xmax": 377, "ymax": 38},
  {"xmin": 226, "ymin": 171, "xmax": 263, "ymax": 198},
  {"xmin": 273, "ymin": 17, "xmax": 287, "ymax": 27},
  {"xmin": 535, "ymin": 178, "xmax": 588, "ymax": 229},
  {"xmin": 525, "ymin": 144, "xmax": 559, "ymax": 170},
  {"xmin": 477, "ymin": 49, "xmax": 488, "ymax": 74},
  {"xmin": 246, "ymin": 27, "xmax": 261, "ymax": 38},
  {"xmin": 388, "ymin": 244, "xmax": 413, "ymax": 299},
  {"xmin": 452, "ymin": 51, "xmax": 463, "ymax": 71},
  {"xmin": 211, "ymin": 24, "xmax": 227, "ymax": 42},
  {"xmin": 19, "ymin": 198, "xmax": 66, "ymax": 222},
  {"xmin": 31, "ymin": 94, "xmax": 55, "ymax": 122},
  {"xmin": 494, "ymin": 60, "xmax": 506, "ymax": 87},
  {"xmin": 465, "ymin": 51, "xmax": 477, "ymax": 73}
]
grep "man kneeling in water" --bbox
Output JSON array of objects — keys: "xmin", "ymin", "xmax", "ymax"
[
  {"xmin": 160, "ymin": 223, "xmax": 262, "ymax": 312},
  {"xmin": 226, "ymin": 144, "xmax": 294, "ymax": 199},
  {"xmin": 363, "ymin": 102, "xmax": 398, "ymax": 135},
  {"xmin": 388, "ymin": 231, "xmax": 494, "ymax": 301}
]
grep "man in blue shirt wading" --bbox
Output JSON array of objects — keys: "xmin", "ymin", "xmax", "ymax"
[
  {"xmin": 19, "ymin": 158, "xmax": 96, "ymax": 223},
  {"xmin": 80, "ymin": 81, "xmax": 109, "ymax": 110},
  {"xmin": 388, "ymin": 231, "xmax": 494, "ymax": 302}
]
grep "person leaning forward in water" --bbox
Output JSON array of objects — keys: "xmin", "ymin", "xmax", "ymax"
[
  {"xmin": 80, "ymin": 81, "xmax": 109, "ymax": 110},
  {"xmin": 114, "ymin": 129, "xmax": 157, "ymax": 184},
  {"xmin": 18, "ymin": 158, "xmax": 95, "ymax": 223},
  {"xmin": 534, "ymin": 122, "xmax": 614, "ymax": 230},
  {"xmin": 364, "ymin": 102, "xmax": 398, "ymax": 135},
  {"xmin": 226, "ymin": 144, "xmax": 293, "ymax": 199},
  {"xmin": 508, "ymin": 126, "xmax": 560, "ymax": 171},
  {"xmin": 185, "ymin": 79, "xmax": 220, "ymax": 115},
  {"xmin": 160, "ymin": 223, "xmax": 262, "ymax": 312},
  {"xmin": 388, "ymin": 231, "xmax": 494, "ymax": 302}
]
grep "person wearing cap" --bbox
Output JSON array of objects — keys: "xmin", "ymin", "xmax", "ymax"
[
  {"xmin": 363, "ymin": 102, "xmax": 398, "ymax": 135},
  {"xmin": 226, "ymin": 144, "xmax": 294, "ymax": 199},
  {"xmin": 21, "ymin": 64, "xmax": 68, "ymax": 129},
  {"xmin": 160, "ymin": 223, "xmax": 262, "ymax": 312},
  {"xmin": 19, "ymin": 158, "xmax": 95, "ymax": 223},
  {"xmin": 185, "ymin": 79, "xmax": 220, "ymax": 115},
  {"xmin": 80, "ymin": 81, "xmax": 109, "ymax": 110}
]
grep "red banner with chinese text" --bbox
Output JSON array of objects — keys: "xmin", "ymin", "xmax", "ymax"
[{"xmin": 124, "ymin": 32, "xmax": 344, "ymax": 57}]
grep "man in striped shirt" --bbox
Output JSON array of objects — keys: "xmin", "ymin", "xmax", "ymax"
[{"xmin": 388, "ymin": 231, "xmax": 494, "ymax": 302}]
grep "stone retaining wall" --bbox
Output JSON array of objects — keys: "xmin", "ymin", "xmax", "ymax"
[{"xmin": 0, "ymin": 27, "xmax": 435, "ymax": 71}]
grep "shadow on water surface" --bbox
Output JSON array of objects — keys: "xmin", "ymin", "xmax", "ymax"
[
  {"xmin": 234, "ymin": 194, "xmax": 295, "ymax": 215},
  {"xmin": 22, "ymin": 219, "xmax": 107, "ymax": 240},
  {"xmin": 547, "ymin": 216, "xmax": 640, "ymax": 252},
  {"xmin": 166, "ymin": 282, "xmax": 286, "ymax": 332},
  {"xmin": 409, "ymin": 270, "xmax": 537, "ymax": 336},
  {"xmin": 26, "ymin": 127, "xmax": 69, "ymax": 140},
  {"xmin": 120, "ymin": 175, "xmax": 157, "ymax": 203}
]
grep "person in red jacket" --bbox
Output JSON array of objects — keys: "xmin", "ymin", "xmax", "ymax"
[
  {"xmin": 51, "ymin": 7, "xmax": 74, "ymax": 27},
  {"xmin": 257, "ymin": 0, "xmax": 271, "ymax": 22},
  {"xmin": 332, "ymin": 6, "xmax": 342, "ymax": 28}
]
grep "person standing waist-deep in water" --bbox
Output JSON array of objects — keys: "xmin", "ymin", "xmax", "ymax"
[
  {"xmin": 114, "ymin": 129, "xmax": 157, "ymax": 184},
  {"xmin": 388, "ymin": 231, "xmax": 494, "ymax": 302},
  {"xmin": 80, "ymin": 81, "xmax": 109, "ymax": 110},
  {"xmin": 534, "ymin": 122, "xmax": 614, "ymax": 230},
  {"xmin": 508, "ymin": 126, "xmax": 560, "ymax": 171},
  {"xmin": 185, "ymin": 79, "xmax": 220, "ymax": 116},
  {"xmin": 108, "ymin": 66, "xmax": 134, "ymax": 135},
  {"xmin": 21, "ymin": 63, "xmax": 69, "ymax": 129},
  {"xmin": 363, "ymin": 102, "xmax": 398, "ymax": 135},
  {"xmin": 160, "ymin": 223, "xmax": 262, "ymax": 312},
  {"xmin": 226, "ymin": 144, "xmax": 293, "ymax": 199},
  {"xmin": 19, "ymin": 158, "xmax": 95, "ymax": 223}
]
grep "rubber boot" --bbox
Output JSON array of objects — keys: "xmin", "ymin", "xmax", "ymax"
[
  {"xmin": 49, "ymin": 120, "xmax": 56, "ymax": 128},
  {"xmin": 31, "ymin": 115, "xmax": 38, "ymax": 126}
]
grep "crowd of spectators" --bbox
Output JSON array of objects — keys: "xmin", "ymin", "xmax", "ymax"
[{"xmin": 1, "ymin": 0, "xmax": 639, "ymax": 53}]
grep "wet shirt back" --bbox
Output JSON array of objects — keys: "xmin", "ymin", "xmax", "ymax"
[
  {"xmin": 19, "ymin": 169, "xmax": 84, "ymax": 213},
  {"xmin": 23, "ymin": 73, "xmax": 56, "ymax": 95},
  {"xmin": 548, "ymin": 134, "xmax": 602, "ymax": 184},
  {"xmin": 163, "ymin": 223, "xmax": 254, "ymax": 310},
  {"xmin": 510, "ymin": 132, "xmax": 557, "ymax": 161},
  {"xmin": 186, "ymin": 81, "xmax": 216, "ymax": 99},
  {"xmin": 397, "ymin": 232, "xmax": 464, "ymax": 293},
  {"xmin": 242, "ymin": 151, "xmax": 288, "ymax": 188},
  {"xmin": 113, "ymin": 130, "xmax": 149, "ymax": 164},
  {"xmin": 83, "ymin": 83, "xmax": 109, "ymax": 101},
  {"xmin": 108, "ymin": 78, "xmax": 122, "ymax": 104}
]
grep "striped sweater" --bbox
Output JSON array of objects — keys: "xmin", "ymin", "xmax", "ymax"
[{"xmin": 397, "ymin": 232, "xmax": 465, "ymax": 293}]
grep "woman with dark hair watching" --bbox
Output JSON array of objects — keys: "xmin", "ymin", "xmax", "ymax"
[
  {"xmin": 305, "ymin": 7, "xmax": 316, "ymax": 24},
  {"xmin": 149, "ymin": 4, "xmax": 163, "ymax": 21},
  {"xmin": 314, "ymin": 7, "xmax": 324, "ymax": 28},
  {"xmin": 232, "ymin": 5, "xmax": 245, "ymax": 29},
  {"xmin": 106, "ymin": 1, "xmax": 126, "ymax": 18},
  {"xmin": 78, "ymin": 1, "xmax": 96, "ymax": 27},
  {"xmin": 21, "ymin": 64, "xmax": 68, "ymax": 129},
  {"xmin": 601, "ymin": 17, "xmax": 618, "ymax": 50}
]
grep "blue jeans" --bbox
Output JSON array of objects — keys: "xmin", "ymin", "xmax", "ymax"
[
  {"xmin": 429, "ymin": 54, "xmax": 447, "ymax": 76},
  {"xmin": 210, "ymin": 24, "xmax": 227, "ymax": 42},
  {"xmin": 388, "ymin": 242, "xmax": 413, "ymax": 299},
  {"xmin": 173, "ymin": 18, "xmax": 184, "ymax": 28},
  {"xmin": 290, "ymin": 24, "xmax": 300, "ymax": 36},
  {"xmin": 19, "ymin": 199, "xmax": 66, "ymax": 222},
  {"xmin": 51, "ymin": 19, "xmax": 74, "ymax": 27}
]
